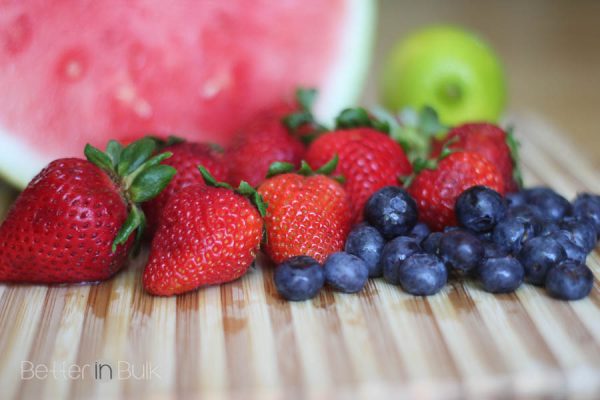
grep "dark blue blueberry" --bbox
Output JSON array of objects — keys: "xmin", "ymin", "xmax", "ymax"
[
  {"xmin": 517, "ymin": 236, "xmax": 566, "ymax": 285},
  {"xmin": 443, "ymin": 226, "xmax": 461, "ymax": 233},
  {"xmin": 478, "ymin": 256, "xmax": 525, "ymax": 293},
  {"xmin": 482, "ymin": 241, "xmax": 509, "ymax": 259},
  {"xmin": 422, "ymin": 232, "xmax": 443, "ymax": 255},
  {"xmin": 438, "ymin": 230, "xmax": 484, "ymax": 275},
  {"xmin": 544, "ymin": 230, "xmax": 587, "ymax": 264},
  {"xmin": 492, "ymin": 218, "xmax": 535, "ymax": 255},
  {"xmin": 524, "ymin": 187, "xmax": 571, "ymax": 222},
  {"xmin": 410, "ymin": 222, "xmax": 431, "ymax": 242},
  {"xmin": 323, "ymin": 252, "xmax": 369, "ymax": 293},
  {"xmin": 478, "ymin": 231, "xmax": 494, "ymax": 242},
  {"xmin": 398, "ymin": 253, "xmax": 447, "ymax": 296},
  {"xmin": 560, "ymin": 217, "xmax": 597, "ymax": 253},
  {"xmin": 507, "ymin": 205, "xmax": 546, "ymax": 233},
  {"xmin": 364, "ymin": 186, "xmax": 418, "ymax": 240},
  {"xmin": 536, "ymin": 221, "xmax": 560, "ymax": 237},
  {"xmin": 506, "ymin": 191, "xmax": 527, "ymax": 208},
  {"xmin": 274, "ymin": 256, "xmax": 324, "ymax": 301},
  {"xmin": 455, "ymin": 186, "xmax": 507, "ymax": 232},
  {"xmin": 545, "ymin": 260, "xmax": 594, "ymax": 300},
  {"xmin": 572, "ymin": 193, "xmax": 600, "ymax": 236},
  {"xmin": 344, "ymin": 223, "xmax": 385, "ymax": 278},
  {"xmin": 381, "ymin": 236, "xmax": 421, "ymax": 284}
]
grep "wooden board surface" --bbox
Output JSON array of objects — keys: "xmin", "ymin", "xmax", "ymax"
[{"xmin": 1, "ymin": 113, "xmax": 599, "ymax": 400}]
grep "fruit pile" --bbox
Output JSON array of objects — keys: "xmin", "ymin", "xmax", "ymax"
[{"xmin": 0, "ymin": 89, "xmax": 597, "ymax": 302}]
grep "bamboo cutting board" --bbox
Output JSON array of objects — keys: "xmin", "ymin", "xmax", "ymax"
[{"xmin": 0, "ymin": 113, "xmax": 599, "ymax": 400}]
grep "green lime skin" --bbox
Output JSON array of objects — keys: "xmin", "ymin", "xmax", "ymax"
[{"xmin": 381, "ymin": 25, "xmax": 507, "ymax": 125}]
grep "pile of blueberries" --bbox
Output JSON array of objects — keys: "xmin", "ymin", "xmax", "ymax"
[{"xmin": 274, "ymin": 186, "xmax": 600, "ymax": 302}]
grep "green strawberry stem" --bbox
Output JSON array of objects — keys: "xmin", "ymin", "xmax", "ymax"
[
  {"xmin": 84, "ymin": 137, "xmax": 177, "ymax": 252},
  {"xmin": 372, "ymin": 105, "xmax": 449, "ymax": 162},
  {"xmin": 401, "ymin": 138, "xmax": 458, "ymax": 188},
  {"xmin": 198, "ymin": 165, "xmax": 267, "ymax": 217},
  {"xmin": 335, "ymin": 107, "xmax": 390, "ymax": 134},
  {"xmin": 505, "ymin": 125, "xmax": 524, "ymax": 189},
  {"xmin": 266, "ymin": 155, "xmax": 345, "ymax": 184},
  {"xmin": 282, "ymin": 88, "xmax": 327, "ymax": 144}
]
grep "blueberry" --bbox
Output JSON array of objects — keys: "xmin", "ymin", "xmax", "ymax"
[
  {"xmin": 410, "ymin": 222, "xmax": 431, "ymax": 242},
  {"xmin": 364, "ymin": 186, "xmax": 418, "ymax": 240},
  {"xmin": 397, "ymin": 253, "xmax": 447, "ymax": 296},
  {"xmin": 344, "ymin": 223, "xmax": 385, "ymax": 277},
  {"xmin": 478, "ymin": 256, "xmax": 525, "ymax": 293},
  {"xmin": 482, "ymin": 241, "xmax": 509, "ymax": 259},
  {"xmin": 545, "ymin": 260, "xmax": 594, "ymax": 300},
  {"xmin": 560, "ymin": 217, "xmax": 597, "ymax": 253},
  {"xmin": 507, "ymin": 205, "xmax": 546, "ymax": 233},
  {"xmin": 492, "ymin": 218, "xmax": 535, "ymax": 254},
  {"xmin": 572, "ymin": 193, "xmax": 600, "ymax": 235},
  {"xmin": 524, "ymin": 187, "xmax": 571, "ymax": 222},
  {"xmin": 323, "ymin": 252, "xmax": 369, "ymax": 293},
  {"xmin": 506, "ymin": 191, "xmax": 527, "ymax": 208},
  {"xmin": 274, "ymin": 256, "xmax": 324, "ymax": 301},
  {"xmin": 438, "ymin": 230, "xmax": 484, "ymax": 275},
  {"xmin": 537, "ymin": 221, "xmax": 560, "ymax": 237},
  {"xmin": 478, "ymin": 231, "xmax": 494, "ymax": 242},
  {"xmin": 544, "ymin": 230, "xmax": 587, "ymax": 264},
  {"xmin": 381, "ymin": 236, "xmax": 421, "ymax": 284},
  {"xmin": 455, "ymin": 186, "xmax": 507, "ymax": 232},
  {"xmin": 518, "ymin": 236, "xmax": 566, "ymax": 285},
  {"xmin": 444, "ymin": 226, "xmax": 461, "ymax": 233},
  {"xmin": 422, "ymin": 232, "xmax": 443, "ymax": 255}
]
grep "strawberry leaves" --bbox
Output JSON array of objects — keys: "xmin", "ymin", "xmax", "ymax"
[
  {"xmin": 85, "ymin": 137, "xmax": 177, "ymax": 252},
  {"xmin": 335, "ymin": 107, "xmax": 390, "ymax": 133},
  {"xmin": 198, "ymin": 165, "xmax": 267, "ymax": 217},
  {"xmin": 266, "ymin": 155, "xmax": 345, "ymax": 184},
  {"xmin": 505, "ymin": 125, "xmax": 523, "ymax": 189},
  {"xmin": 372, "ymin": 105, "xmax": 449, "ymax": 162},
  {"xmin": 282, "ymin": 88, "xmax": 326, "ymax": 143}
]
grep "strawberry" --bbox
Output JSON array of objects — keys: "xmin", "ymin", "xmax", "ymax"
[
  {"xmin": 0, "ymin": 138, "xmax": 176, "ymax": 283},
  {"xmin": 407, "ymin": 151, "xmax": 505, "ymax": 231},
  {"xmin": 226, "ymin": 89, "xmax": 322, "ymax": 187},
  {"xmin": 142, "ymin": 140, "xmax": 228, "ymax": 232},
  {"xmin": 258, "ymin": 158, "xmax": 352, "ymax": 264},
  {"xmin": 305, "ymin": 108, "xmax": 412, "ymax": 223},
  {"xmin": 431, "ymin": 122, "xmax": 521, "ymax": 192},
  {"xmin": 143, "ymin": 167, "xmax": 265, "ymax": 296},
  {"xmin": 226, "ymin": 114, "xmax": 305, "ymax": 187}
]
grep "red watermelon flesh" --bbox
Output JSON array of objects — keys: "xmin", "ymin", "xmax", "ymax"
[{"xmin": 0, "ymin": 0, "xmax": 375, "ymax": 187}]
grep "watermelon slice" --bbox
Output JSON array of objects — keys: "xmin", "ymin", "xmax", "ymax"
[{"xmin": 0, "ymin": 0, "xmax": 375, "ymax": 188}]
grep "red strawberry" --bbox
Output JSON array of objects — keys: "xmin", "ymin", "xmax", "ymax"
[
  {"xmin": 143, "ymin": 140, "xmax": 228, "ymax": 232},
  {"xmin": 257, "ymin": 159, "xmax": 352, "ymax": 264},
  {"xmin": 0, "ymin": 138, "xmax": 175, "ymax": 283},
  {"xmin": 226, "ymin": 114, "xmax": 305, "ymax": 187},
  {"xmin": 305, "ymin": 116, "xmax": 412, "ymax": 223},
  {"xmin": 143, "ymin": 167, "xmax": 264, "ymax": 296},
  {"xmin": 408, "ymin": 151, "xmax": 505, "ymax": 231},
  {"xmin": 226, "ymin": 89, "xmax": 323, "ymax": 187},
  {"xmin": 431, "ymin": 123, "xmax": 520, "ymax": 192}
]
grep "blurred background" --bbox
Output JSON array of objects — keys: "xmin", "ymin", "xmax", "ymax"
[{"xmin": 366, "ymin": 0, "xmax": 600, "ymax": 167}]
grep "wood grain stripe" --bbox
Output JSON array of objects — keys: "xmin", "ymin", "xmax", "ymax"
[
  {"xmin": 38, "ymin": 286, "xmax": 90, "ymax": 400},
  {"xmin": 17, "ymin": 287, "xmax": 68, "ymax": 399},
  {"xmin": 428, "ymin": 282, "xmax": 511, "ymax": 398},
  {"xmin": 463, "ymin": 286, "xmax": 565, "ymax": 398},
  {"xmin": 262, "ymin": 259, "xmax": 305, "ymax": 398},
  {"xmin": 371, "ymin": 280, "xmax": 462, "ymax": 398},
  {"xmin": 122, "ymin": 256, "xmax": 176, "ymax": 400},
  {"xmin": 0, "ymin": 286, "xmax": 48, "ymax": 400}
]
